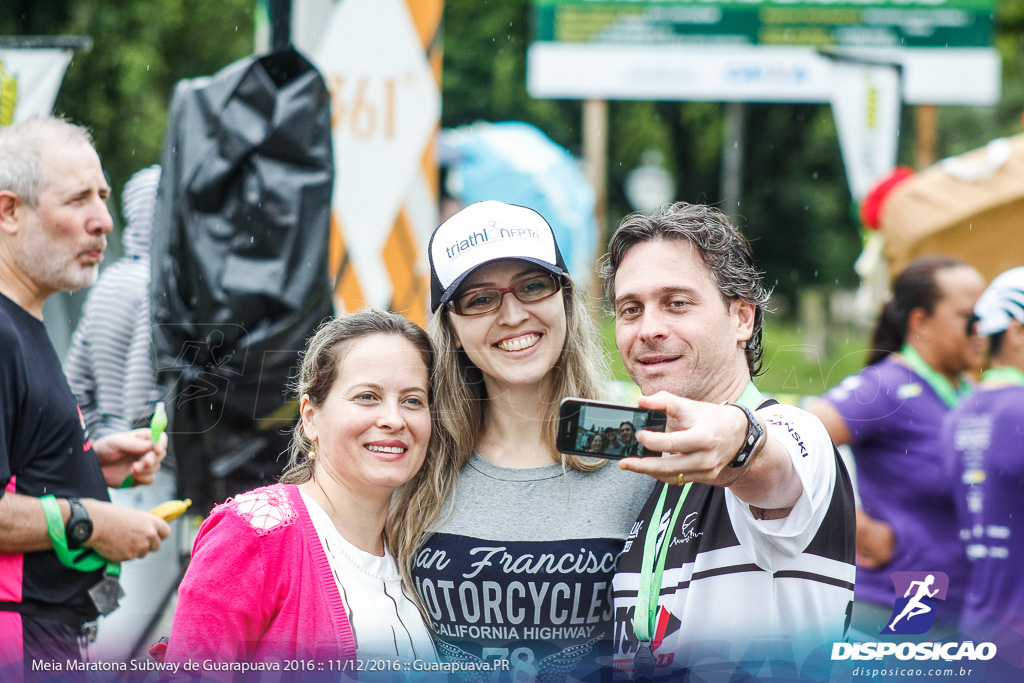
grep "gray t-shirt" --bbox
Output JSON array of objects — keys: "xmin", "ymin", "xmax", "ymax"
[{"xmin": 413, "ymin": 453, "xmax": 654, "ymax": 681}]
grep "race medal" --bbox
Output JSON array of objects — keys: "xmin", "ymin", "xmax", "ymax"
[
  {"xmin": 633, "ymin": 641, "xmax": 656, "ymax": 682},
  {"xmin": 632, "ymin": 483, "xmax": 691, "ymax": 683},
  {"xmin": 88, "ymin": 574, "xmax": 125, "ymax": 616}
]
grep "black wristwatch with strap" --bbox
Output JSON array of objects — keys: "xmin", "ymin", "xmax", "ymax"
[
  {"xmin": 726, "ymin": 403, "xmax": 765, "ymax": 468},
  {"xmin": 65, "ymin": 498, "xmax": 93, "ymax": 549}
]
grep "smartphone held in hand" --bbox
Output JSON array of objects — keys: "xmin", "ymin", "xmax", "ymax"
[{"xmin": 557, "ymin": 398, "xmax": 667, "ymax": 459}]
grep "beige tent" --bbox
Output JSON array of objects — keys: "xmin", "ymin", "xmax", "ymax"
[{"xmin": 881, "ymin": 133, "xmax": 1024, "ymax": 282}]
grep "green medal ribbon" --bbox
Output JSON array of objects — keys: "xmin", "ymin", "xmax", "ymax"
[
  {"xmin": 39, "ymin": 495, "xmax": 120, "ymax": 577},
  {"xmin": 631, "ymin": 381, "xmax": 764, "ymax": 646},
  {"xmin": 734, "ymin": 381, "xmax": 766, "ymax": 412},
  {"xmin": 633, "ymin": 482, "xmax": 690, "ymax": 643},
  {"xmin": 980, "ymin": 366, "xmax": 1024, "ymax": 387},
  {"xmin": 900, "ymin": 345, "xmax": 969, "ymax": 409}
]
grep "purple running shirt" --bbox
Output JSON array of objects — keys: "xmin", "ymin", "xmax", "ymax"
[
  {"xmin": 824, "ymin": 356, "xmax": 969, "ymax": 624},
  {"xmin": 942, "ymin": 385, "xmax": 1024, "ymax": 651}
]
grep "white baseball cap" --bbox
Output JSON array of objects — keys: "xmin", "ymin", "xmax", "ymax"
[
  {"xmin": 428, "ymin": 201, "xmax": 567, "ymax": 313},
  {"xmin": 974, "ymin": 266, "xmax": 1024, "ymax": 336}
]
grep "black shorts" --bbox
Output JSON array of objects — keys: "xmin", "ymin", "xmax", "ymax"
[{"xmin": 21, "ymin": 613, "xmax": 84, "ymax": 683}]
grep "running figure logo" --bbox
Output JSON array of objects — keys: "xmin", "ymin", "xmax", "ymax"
[{"xmin": 882, "ymin": 571, "xmax": 949, "ymax": 635}]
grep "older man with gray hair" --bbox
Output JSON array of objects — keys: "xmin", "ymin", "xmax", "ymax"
[
  {"xmin": 602, "ymin": 203, "xmax": 855, "ymax": 679},
  {"xmin": 0, "ymin": 118, "xmax": 169, "ymax": 680}
]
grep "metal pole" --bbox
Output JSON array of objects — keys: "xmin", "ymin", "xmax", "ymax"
[
  {"xmin": 915, "ymin": 104, "xmax": 938, "ymax": 169},
  {"xmin": 270, "ymin": 0, "xmax": 293, "ymax": 50},
  {"xmin": 583, "ymin": 99, "xmax": 608, "ymax": 250},
  {"xmin": 720, "ymin": 101, "xmax": 746, "ymax": 219},
  {"xmin": 582, "ymin": 99, "xmax": 609, "ymax": 296}
]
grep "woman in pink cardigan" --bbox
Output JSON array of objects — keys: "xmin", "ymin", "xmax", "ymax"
[{"xmin": 166, "ymin": 310, "xmax": 441, "ymax": 673}]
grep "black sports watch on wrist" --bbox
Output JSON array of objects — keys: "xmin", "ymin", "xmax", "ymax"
[
  {"xmin": 726, "ymin": 403, "xmax": 765, "ymax": 469},
  {"xmin": 65, "ymin": 498, "xmax": 93, "ymax": 549}
]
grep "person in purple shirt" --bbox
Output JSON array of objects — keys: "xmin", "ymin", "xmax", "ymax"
[
  {"xmin": 809, "ymin": 255, "xmax": 986, "ymax": 636},
  {"xmin": 943, "ymin": 266, "xmax": 1024, "ymax": 669}
]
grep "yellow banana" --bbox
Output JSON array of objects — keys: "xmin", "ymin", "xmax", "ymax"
[{"xmin": 149, "ymin": 498, "xmax": 192, "ymax": 522}]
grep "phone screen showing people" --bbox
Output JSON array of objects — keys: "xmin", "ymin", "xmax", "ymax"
[{"xmin": 557, "ymin": 399, "xmax": 666, "ymax": 458}]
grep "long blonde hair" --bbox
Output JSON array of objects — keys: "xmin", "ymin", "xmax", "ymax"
[
  {"xmin": 283, "ymin": 311, "xmax": 460, "ymax": 612},
  {"xmin": 388, "ymin": 274, "xmax": 609, "ymax": 599}
]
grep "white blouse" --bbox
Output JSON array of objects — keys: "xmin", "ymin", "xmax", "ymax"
[{"xmin": 302, "ymin": 492, "xmax": 438, "ymax": 664}]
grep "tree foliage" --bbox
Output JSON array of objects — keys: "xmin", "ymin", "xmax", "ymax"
[
  {"xmin": 5, "ymin": 0, "xmax": 1022, "ymax": 305},
  {"xmin": 440, "ymin": 0, "xmax": 1024, "ymax": 307},
  {"xmin": 1, "ymin": 0, "xmax": 256, "ymax": 234},
  {"xmin": 440, "ymin": 0, "xmax": 864, "ymax": 303}
]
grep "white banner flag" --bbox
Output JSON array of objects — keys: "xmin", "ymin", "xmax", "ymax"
[
  {"xmin": 829, "ymin": 58, "xmax": 902, "ymax": 201},
  {"xmin": 0, "ymin": 47, "xmax": 75, "ymax": 126}
]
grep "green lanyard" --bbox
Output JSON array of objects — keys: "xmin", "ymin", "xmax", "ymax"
[
  {"xmin": 900, "ymin": 345, "xmax": 969, "ymax": 409},
  {"xmin": 632, "ymin": 380, "xmax": 763, "ymax": 643},
  {"xmin": 980, "ymin": 366, "xmax": 1024, "ymax": 387},
  {"xmin": 40, "ymin": 495, "xmax": 120, "ymax": 577},
  {"xmin": 734, "ymin": 381, "xmax": 765, "ymax": 411},
  {"xmin": 633, "ymin": 482, "xmax": 690, "ymax": 642}
]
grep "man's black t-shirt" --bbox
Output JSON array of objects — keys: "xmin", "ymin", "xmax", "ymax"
[{"xmin": 0, "ymin": 293, "xmax": 109, "ymax": 618}]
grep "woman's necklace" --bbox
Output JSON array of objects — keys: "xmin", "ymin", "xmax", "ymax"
[{"xmin": 326, "ymin": 531, "xmax": 400, "ymax": 583}]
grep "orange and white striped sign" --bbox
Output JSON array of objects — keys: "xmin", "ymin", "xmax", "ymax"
[{"xmin": 315, "ymin": 0, "xmax": 442, "ymax": 326}]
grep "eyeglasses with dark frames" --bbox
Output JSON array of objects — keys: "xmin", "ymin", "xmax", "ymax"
[{"xmin": 447, "ymin": 273, "xmax": 563, "ymax": 316}]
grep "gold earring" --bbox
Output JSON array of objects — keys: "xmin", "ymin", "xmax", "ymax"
[{"xmin": 309, "ymin": 443, "xmax": 317, "ymax": 461}]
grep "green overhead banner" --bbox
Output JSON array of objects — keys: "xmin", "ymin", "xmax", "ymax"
[
  {"xmin": 527, "ymin": 0, "xmax": 1000, "ymax": 103},
  {"xmin": 533, "ymin": 0, "xmax": 994, "ymax": 49}
]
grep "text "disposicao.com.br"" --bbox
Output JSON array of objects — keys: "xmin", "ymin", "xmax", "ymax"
[{"xmin": 832, "ymin": 641, "xmax": 996, "ymax": 662}]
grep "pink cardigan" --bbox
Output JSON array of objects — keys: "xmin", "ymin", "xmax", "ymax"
[{"xmin": 166, "ymin": 484, "xmax": 357, "ymax": 667}]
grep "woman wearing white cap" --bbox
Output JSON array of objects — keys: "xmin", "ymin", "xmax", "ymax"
[
  {"xmin": 941, "ymin": 266, "xmax": 1024, "ymax": 673},
  {"xmin": 390, "ymin": 201, "xmax": 654, "ymax": 680}
]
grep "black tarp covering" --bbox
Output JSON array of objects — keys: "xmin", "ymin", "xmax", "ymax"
[{"xmin": 151, "ymin": 47, "xmax": 333, "ymax": 511}]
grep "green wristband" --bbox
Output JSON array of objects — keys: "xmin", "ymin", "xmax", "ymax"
[{"xmin": 39, "ymin": 495, "xmax": 118, "ymax": 575}]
